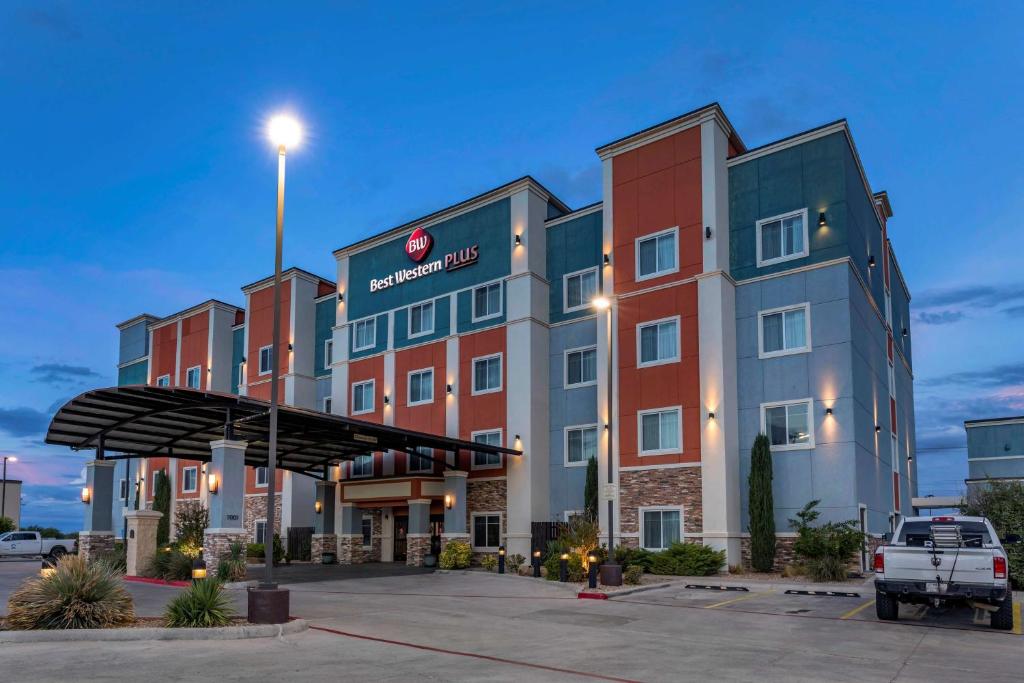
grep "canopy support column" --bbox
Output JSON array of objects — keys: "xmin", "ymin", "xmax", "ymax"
[
  {"xmin": 312, "ymin": 481, "xmax": 337, "ymax": 564},
  {"xmin": 203, "ymin": 439, "xmax": 248, "ymax": 577}
]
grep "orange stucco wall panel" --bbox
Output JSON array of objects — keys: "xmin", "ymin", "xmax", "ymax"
[
  {"xmin": 178, "ymin": 311, "xmax": 209, "ymax": 389},
  {"xmin": 458, "ymin": 327, "xmax": 507, "ymax": 476},
  {"xmin": 245, "ymin": 279, "xmax": 292, "ymax": 389},
  {"xmin": 150, "ymin": 324, "xmax": 177, "ymax": 385},
  {"xmin": 394, "ymin": 341, "xmax": 447, "ymax": 476}
]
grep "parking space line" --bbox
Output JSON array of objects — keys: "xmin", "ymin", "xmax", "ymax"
[
  {"xmin": 705, "ymin": 592, "xmax": 766, "ymax": 609},
  {"xmin": 840, "ymin": 599, "xmax": 875, "ymax": 620},
  {"xmin": 1014, "ymin": 602, "xmax": 1022, "ymax": 636}
]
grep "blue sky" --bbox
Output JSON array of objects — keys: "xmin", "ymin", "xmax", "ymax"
[{"xmin": 1, "ymin": 2, "xmax": 1022, "ymax": 531}]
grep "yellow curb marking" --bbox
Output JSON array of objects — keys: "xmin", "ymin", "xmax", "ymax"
[
  {"xmin": 705, "ymin": 592, "xmax": 765, "ymax": 609},
  {"xmin": 1013, "ymin": 601, "xmax": 1022, "ymax": 636},
  {"xmin": 840, "ymin": 599, "xmax": 876, "ymax": 620}
]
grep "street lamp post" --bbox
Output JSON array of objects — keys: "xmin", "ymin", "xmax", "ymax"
[
  {"xmin": 591, "ymin": 296, "xmax": 621, "ymax": 585},
  {"xmin": 1, "ymin": 456, "xmax": 16, "ymax": 523}
]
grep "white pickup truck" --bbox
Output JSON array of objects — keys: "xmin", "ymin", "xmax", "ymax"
[
  {"xmin": 0, "ymin": 531, "xmax": 77, "ymax": 559},
  {"xmin": 873, "ymin": 515, "xmax": 1018, "ymax": 629}
]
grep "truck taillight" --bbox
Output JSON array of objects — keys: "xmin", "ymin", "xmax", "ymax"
[
  {"xmin": 931, "ymin": 516, "xmax": 954, "ymax": 522},
  {"xmin": 994, "ymin": 556, "xmax": 1007, "ymax": 580},
  {"xmin": 874, "ymin": 550, "xmax": 884, "ymax": 573}
]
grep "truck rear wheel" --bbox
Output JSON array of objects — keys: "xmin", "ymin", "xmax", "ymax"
[
  {"xmin": 991, "ymin": 594, "xmax": 1013, "ymax": 630},
  {"xmin": 49, "ymin": 546, "xmax": 67, "ymax": 558},
  {"xmin": 875, "ymin": 591, "xmax": 899, "ymax": 621}
]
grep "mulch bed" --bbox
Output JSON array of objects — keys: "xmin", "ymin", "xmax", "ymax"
[{"xmin": 1, "ymin": 616, "xmax": 251, "ymax": 631}]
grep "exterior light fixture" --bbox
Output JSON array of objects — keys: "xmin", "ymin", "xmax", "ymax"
[
  {"xmin": 587, "ymin": 552, "xmax": 599, "ymax": 588},
  {"xmin": 705, "ymin": 226, "xmax": 712, "ymax": 240},
  {"xmin": 268, "ymin": 114, "xmax": 302, "ymax": 149},
  {"xmin": 314, "ymin": 500, "xmax": 322, "ymax": 514},
  {"xmin": 868, "ymin": 255, "xmax": 876, "ymax": 267},
  {"xmin": 338, "ymin": 292, "xmax": 345, "ymax": 302},
  {"xmin": 603, "ymin": 423, "xmax": 609, "ymax": 431},
  {"xmin": 603, "ymin": 253, "xmax": 611, "ymax": 266},
  {"xmin": 532, "ymin": 549, "xmax": 542, "ymax": 578},
  {"xmin": 902, "ymin": 328, "xmax": 908, "ymax": 337},
  {"xmin": 514, "ymin": 434, "xmax": 521, "ymax": 443},
  {"xmin": 559, "ymin": 553, "xmax": 569, "ymax": 582},
  {"xmin": 191, "ymin": 558, "xmax": 208, "ymax": 582},
  {"xmin": 498, "ymin": 545, "xmax": 506, "ymax": 574},
  {"xmin": 514, "ymin": 234, "xmax": 522, "ymax": 246},
  {"xmin": 241, "ymin": 356, "xmax": 246, "ymax": 364},
  {"xmin": 818, "ymin": 212, "xmax": 827, "ymax": 227},
  {"xmin": 707, "ymin": 411, "xmax": 716, "ymax": 421},
  {"xmin": 81, "ymin": 487, "xmax": 91, "ymax": 504},
  {"xmin": 444, "ymin": 494, "xmax": 454, "ymax": 510},
  {"xmin": 875, "ymin": 425, "xmax": 882, "ymax": 433},
  {"xmin": 591, "ymin": 296, "xmax": 611, "ymax": 312},
  {"xmin": 446, "ymin": 383, "xmax": 453, "ymax": 395},
  {"xmin": 288, "ymin": 343, "xmax": 294, "ymax": 351},
  {"xmin": 383, "ymin": 394, "xmax": 390, "ymax": 406},
  {"xmin": 207, "ymin": 472, "xmax": 219, "ymax": 494},
  {"xmin": 825, "ymin": 407, "xmax": 833, "ymax": 416}
]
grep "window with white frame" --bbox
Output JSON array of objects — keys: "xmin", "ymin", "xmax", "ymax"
[
  {"xmin": 156, "ymin": 374, "xmax": 170, "ymax": 387},
  {"xmin": 762, "ymin": 399, "xmax": 814, "ymax": 450},
  {"xmin": 407, "ymin": 446, "xmax": 434, "ymax": 474},
  {"xmin": 324, "ymin": 339, "xmax": 333, "ymax": 368},
  {"xmin": 119, "ymin": 478, "xmax": 128, "ymax": 500},
  {"xmin": 472, "ymin": 430, "xmax": 502, "ymax": 469},
  {"xmin": 185, "ymin": 365, "xmax": 201, "ymax": 389},
  {"xmin": 759, "ymin": 304, "xmax": 810, "ymax": 358},
  {"xmin": 254, "ymin": 520, "xmax": 267, "ymax": 545},
  {"xmin": 255, "ymin": 466, "xmax": 268, "ymax": 487},
  {"xmin": 472, "ymin": 354, "xmax": 502, "ymax": 394},
  {"xmin": 565, "ymin": 346, "xmax": 597, "ymax": 388},
  {"xmin": 361, "ymin": 515, "xmax": 372, "ymax": 547},
  {"xmin": 641, "ymin": 508, "xmax": 682, "ymax": 550},
  {"xmin": 565, "ymin": 425, "xmax": 598, "ymax": 466},
  {"xmin": 563, "ymin": 510, "xmax": 587, "ymax": 523},
  {"xmin": 472, "ymin": 282, "xmax": 502, "ymax": 321},
  {"xmin": 636, "ymin": 227, "xmax": 678, "ymax": 280},
  {"xmin": 409, "ymin": 300, "xmax": 434, "ymax": 337},
  {"xmin": 237, "ymin": 363, "xmax": 245, "ymax": 388},
  {"xmin": 353, "ymin": 318, "xmax": 376, "ymax": 352},
  {"xmin": 182, "ymin": 466, "xmax": 197, "ymax": 493},
  {"xmin": 351, "ymin": 454, "xmax": 374, "ymax": 478},
  {"xmin": 639, "ymin": 407, "xmax": 682, "ymax": 455},
  {"xmin": 323, "ymin": 396, "xmax": 332, "ymax": 414},
  {"xmin": 756, "ymin": 208, "xmax": 808, "ymax": 267},
  {"xmin": 564, "ymin": 267, "xmax": 599, "ymax": 312},
  {"xmin": 351, "ymin": 380, "xmax": 375, "ymax": 414},
  {"xmin": 258, "ymin": 345, "xmax": 273, "ymax": 375},
  {"xmin": 407, "ymin": 368, "xmax": 434, "ymax": 406},
  {"xmin": 637, "ymin": 317, "xmax": 679, "ymax": 367},
  {"xmin": 472, "ymin": 513, "xmax": 501, "ymax": 550}
]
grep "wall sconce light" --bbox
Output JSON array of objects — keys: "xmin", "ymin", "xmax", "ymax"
[
  {"xmin": 191, "ymin": 558, "xmax": 207, "ymax": 582},
  {"xmin": 818, "ymin": 212, "xmax": 827, "ymax": 227},
  {"xmin": 603, "ymin": 253, "xmax": 611, "ymax": 266},
  {"xmin": 444, "ymin": 494, "xmax": 454, "ymax": 510},
  {"xmin": 707, "ymin": 411, "xmax": 716, "ymax": 421},
  {"xmin": 868, "ymin": 255, "xmax": 876, "ymax": 268},
  {"xmin": 825, "ymin": 407, "xmax": 833, "ymax": 416},
  {"xmin": 902, "ymin": 328, "xmax": 908, "ymax": 337},
  {"xmin": 288, "ymin": 343, "xmax": 294, "ymax": 351},
  {"xmin": 315, "ymin": 500, "xmax": 323, "ymax": 514},
  {"xmin": 207, "ymin": 367, "xmax": 212, "ymax": 373},
  {"xmin": 514, "ymin": 434, "xmax": 521, "ymax": 443},
  {"xmin": 907, "ymin": 455, "xmax": 913, "ymax": 463},
  {"xmin": 81, "ymin": 487, "xmax": 91, "ymax": 504},
  {"xmin": 383, "ymin": 394, "xmax": 390, "ymax": 405},
  {"xmin": 705, "ymin": 226, "xmax": 712, "ymax": 240},
  {"xmin": 241, "ymin": 356, "xmax": 246, "ymax": 364},
  {"xmin": 603, "ymin": 423, "xmax": 610, "ymax": 431},
  {"xmin": 875, "ymin": 425, "xmax": 882, "ymax": 433},
  {"xmin": 514, "ymin": 234, "xmax": 522, "ymax": 247},
  {"xmin": 338, "ymin": 292, "xmax": 345, "ymax": 302},
  {"xmin": 207, "ymin": 472, "xmax": 219, "ymax": 494},
  {"xmin": 446, "ymin": 384, "xmax": 453, "ymax": 395}
]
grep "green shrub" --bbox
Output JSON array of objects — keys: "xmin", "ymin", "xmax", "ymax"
[
  {"xmin": 216, "ymin": 541, "xmax": 248, "ymax": 583},
  {"xmin": 649, "ymin": 553, "xmax": 679, "ymax": 575},
  {"xmin": 148, "ymin": 546, "xmax": 194, "ymax": 581},
  {"xmin": 506, "ymin": 553, "xmax": 525, "ymax": 573},
  {"xmin": 0, "ymin": 516, "xmax": 15, "ymax": 533},
  {"xmin": 439, "ymin": 540, "xmax": 472, "ymax": 569},
  {"xmin": 164, "ymin": 579, "xmax": 235, "ymax": 628},
  {"xmin": 789, "ymin": 500, "xmax": 862, "ymax": 582},
  {"xmin": 664, "ymin": 542, "xmax": 726, "ymax": 576},
  {"xmin": 173, "ymin": 502, "xmax": 209, "ymax": 552},
  {"xmin": 624, "ymin": 565, "xmax": 644, "ymax": 585},
  {"xmin": 613, "ymin": 546, "xmax": 654, "ymax": 572},
  {"xmin": 152, "ymin": 469, "xmax": 171, "ymax": 546},
  {"xmin": 247, "ymin": 543, "xmax": 264, "ymax": 558},
  {"xmin": 22, "ymin": 524, "xmax": 65, "ymax": 538},
  {"xmin": 95, "ymin": 545, "xmax": 127, "ymax": 574},
  {"xmin": 6, "ymin": 554, "xmax": 135, "ymax": 629},
  {"xmin": 481, "ymin": 554, "xmax": 498, "ymax": 572},
  {"xmin": 544, "ymin": 552, "xmax": 584, "ymax": 581},
  {"xmin": 961, "ymin": 480, "xmax": 1024, "ymax": 589},
  {"xmin": 562, "ymin": 516, "xmax": 600, "ymax": 569},
  {"xmin": 584, "ymin": 457, "xmax": 598, "ymax": 520},
  {"xmin": 748, "ymin": 433, "xmax": 777, "ymax": 572}
]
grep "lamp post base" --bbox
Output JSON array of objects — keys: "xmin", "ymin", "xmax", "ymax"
[
  {"xmin": 599, "ymin": 562, "xmax": 623, "ymax": 587},
  {"xmin": 248, "ymin": 585, "xmax": 290, "ymax": 624}
]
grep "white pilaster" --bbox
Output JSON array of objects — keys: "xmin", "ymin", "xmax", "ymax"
[{"xmin": 445, "ymin": 335, "xmax": 459, "ymax": 467}]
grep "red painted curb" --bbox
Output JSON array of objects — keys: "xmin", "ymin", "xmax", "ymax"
[
  {"xmin": 577, "ymin": 592, "xmax": 608, "ymax": 600},
  {"xmin": 124, "ymin": 575, "xmax": 190, "ymax": 587}
]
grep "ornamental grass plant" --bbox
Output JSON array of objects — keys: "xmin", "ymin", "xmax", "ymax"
[{"xmin": 164, "ymin": 579, "xmax": 236, "ymax": 628}]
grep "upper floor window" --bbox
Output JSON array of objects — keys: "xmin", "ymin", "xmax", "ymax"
[
  {"xmin": 472, "ymin": 282, "xmax": 502, "ymax": 322},
  {"xmin": 756, "ymin": 208, "xmax": 808, "ymax": 267},
  {"xmin": 156, "ymin": 374, "xmax": 170, "ymax": 387},
  {"xmin": 324, "ymin": 339, "xmax": 333, "ymax": 368},
  {"xmin": 237, "ymin": 363, "xmax": 245, "ymax": 388},
  {"xmin": 323, "ymin": 396, "xmax": 333, "ymax": 414},
  {"xmin": 409, "ymin": 301, "xmax": 434, "ymax": 338},
  {"xmin": 352, "ymin": 380, "xmax": 375, "ymax": 415},
  {"xmin": 407, "ymin": 446, "xmax": 434, "ymax": 474},
  {"xmin": 185, "ymin": 365, "xmax": 201, "ymax": 390},
  {"xmin": 472, "ymin": 430, "xmax": 502, "ymax": 469},
  {"xmin": 408, "ymin": 368, "xmax": 434, "ymax": 406},
  {"xmin": 565, "ymin": 425, "xmax": 598, "ymax": 466},
  {"xmin": 564, "ymin": 267, "xmax": 598, "ymax": 312},
  {"xmin": 758, "ymin": 304, "xmax": 811, "ymax": 358},
  {"xmin": 353, "ymin": 318, "xmax": 376, "ymax": 352},
  {"xmin": 637, "ymin": 317, "xmax": 679, "ymax": 367},
  {"xmin": 472, "ymin": 354, "xmax": 502, "ymax": 395},
  {"xmin": 638, "ymin": 407, "xmax": 682, "ymax": 455},
  {"xmin": 762, "ymin": 399, "xmax": 814, "ymax": 450},
  {"xmin": 565, "ymin": 346, "xmax": 597, "ymax": 388},
  {"xmin": 258, "ymin": 345, "xmax": 273, "ymax": 375},
  {"xmin": 636, "ymin": 227, "xmax": 678, "ymax": 281},
  {"xmin": 181, "ymin": 466, "xmax": 197, "ymax": 493},
  {"xmin": 351, "ymin": 454, "xmax": 374, "ymax": 478},
  {"xmin": 255, "ymin": 466, "xmax": 269, "ymax": 487}
]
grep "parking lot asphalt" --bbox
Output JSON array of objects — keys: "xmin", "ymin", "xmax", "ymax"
[{"xmin": 2, "ymin": 560, "xmax": 1022, "ymax": 682}]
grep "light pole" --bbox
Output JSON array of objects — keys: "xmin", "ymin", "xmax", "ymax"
[
  {"xmin": 591, "ymin": 295, "xmax": 621, "ymax": 585},
  {"xmin": 1, "ymin": 456, "xmax": 16, "ymax": 524}
]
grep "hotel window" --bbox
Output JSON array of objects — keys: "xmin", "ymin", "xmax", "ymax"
[
  {"xmin": 565, "ymin": 346, "xmax": 597, "ymax": 388},
  {"xmin": 639, "ymin": 407, "xmax": 682, "ymax": 455},
  {"xmin": 472, "ymin": 513, "xmax": 501, "ymax": 550},
  {"xmin": 324, "ymin": 339, "xmax": 333, "ymax": 368},
  {"xmin": 756, "ymin": 208, "xmax": 808, "ymax": 267},
  {"xmin": 119, "ymin": 478, "xmax": 128, "ymax": 501},
  {"xmin": 472, "ymin": 282, "xmax": 502, "ymax": 321},
  {"xmin": 472, "ymin": 430, "xmax": 502, "ymax": 469},
  {"xmin": 182, "ymin": 466, "xmax": 197, "ymax": 493},
  {"xmin": 156, "ymin": 374, "xmax": 170, "ymax": 387},
  {"xmin": 408, "ymin": 368, "xmax": 434, "ymax": 406},
  {"xmin": 758, "ymin": 304, "xmax": 810, "ymax": 358},
  {"xmin": 254, "ymin": 520, "xmax": 267, "ymax": 545},
  {"xmin": 637, "ymin": 317, "xmax": 679, "ymax": 367},
  {"xmin": 258, "ymin": 345, "xmax": 273, "ymax": 375},
  {"xmin": 322, "ymin": 396, "xmax": 332, "ymax": 414},
  {"xmin": 636, "ymin": 227, "xmax": 678, "ymax": 281},
  {"xmin": 352, "ymin": 380, "xmax": 375, "ymax": 414},
  {"xmin": 472, "ymin": 354, "xmax": 502, "ymax": 394},
  {"xmin": 237, "ymin": 363, "xmax": 245, "ymax": 388},
  {"xmin": 361, "ymin": 515, "xmax": 373, "ymax": 547},
  {"xmin": 762, "ymin": 399, "xmax": 814, "ymax": 450},
  {"xmin": 185, "ymin": 365, "xmax": 201, "ymax": 389},
  {"xmin": 564, "ymin": 267, "xmax": 598, "ymax": 312},
  {"xmin": 255, "ymin": 466, "xmax": 269, "ymax": 487},
  {"xmin": 565, "ymin": 425, "xmax": 598, "ymax": 466},
  {"xmin": 408, "ymin": 446, "xmax": 434, "ymax": 474},
  {"xmin": 353, "ymin": 318, "xmax": 376, "ymax": 352},
  {"xmin": 352, "ymin": 454, "xmax": 374, "ymax": 478},
  {"xmin": 409, "ymin": 300, "xmax": 434, "ymax": 337},
  {"xmin": 641, "ymin": 508, "xmax": 682, "ymax": 551}
]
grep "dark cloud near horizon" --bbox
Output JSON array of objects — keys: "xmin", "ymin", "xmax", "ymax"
[
  {"xmin": 915, "ymin": 310, "xmax": 964, "ymax": 325},
  {"xmin": 912, "ymin": 283, "xmax": 1024, "ymax": 325},
  {"xmin": 0, "ymin": 406, "xmax": 50, "ymax": 438},
  {"xmin": 30, "ymin": 363, "xmax": 102, "ymax": 387},
  {"xmin": 919, "ymin": 362, "xmax": 1024, "ymax": 389}
]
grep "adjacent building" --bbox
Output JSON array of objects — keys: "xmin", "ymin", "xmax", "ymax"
[{"xmin": 964, "ymin": 416, "xmax": 1024, "ymax": 492}]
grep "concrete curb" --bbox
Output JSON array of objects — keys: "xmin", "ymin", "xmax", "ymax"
[
  {"xmin": 0, "ymin": 618, "xmax": 308, "ymax": 643},
  {"xmin": 223, "ymin": 580, "xmax": 259, "ymax": 590},
  {"xmin": 596, "ymin": 581, "xmax": 675, "ymax": 599}
]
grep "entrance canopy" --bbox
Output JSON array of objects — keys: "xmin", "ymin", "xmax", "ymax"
[{"xmin": 45, "ymin": 386, "xmax": 520, "ymax": 475}]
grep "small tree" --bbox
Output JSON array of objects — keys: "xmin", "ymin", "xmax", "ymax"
[
  {"xmin": 961, "ymin": 480, "xmax": 1024, "ymax": 589},
  {"xmin": 0, "ymin": 516, "xmax": 15, "ymax": 533},
  {"xmin": 789, "ymin": 500, "xmax": 862, "ymax": 582},
  {"xmin": 152, "ymin": 469, "xmax": 171, "ymax": 546},
  {"xmin": 174, "ymin": 502, "xmax": 209, "ymax": 555},
  {"xmin": 584, "ymin": 457, "xmax": 598, "ymax": 520},
  {"xmin": 748, "ymin": 433, "xmax": 776, "ymax": 571}
]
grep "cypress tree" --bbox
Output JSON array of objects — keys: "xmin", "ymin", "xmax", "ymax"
[
  {"xmin": 584, "ymin": 457, "xmax": 598, "ymax": 520},
  {"xmin": 153, "ymin": 469, "xmax": 171, "ymax": 546},
  {"xmin": 748, "ymin": 433, "xmax": 776, "ymax": 572}
]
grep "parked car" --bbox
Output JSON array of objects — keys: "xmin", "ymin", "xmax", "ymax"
[
  {"xmin": 0, "ymin": 531, "xmax": 77, "ymax": 559},
  {"xmin": 873, "ymin": 515, "xmax": 1018, "ymax": 630}
]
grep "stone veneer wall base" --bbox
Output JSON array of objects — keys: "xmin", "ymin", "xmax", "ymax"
[
  {"xmin": 79, "ymin": 532, "xmax": 115, "ymax": 564},
  {"xmin": 311, "ymin": 534, "xmax": 338, "ymax": 564},
  {"xmin": 203, "ymin": 529, "xmax": 248, "ymax": 577}
]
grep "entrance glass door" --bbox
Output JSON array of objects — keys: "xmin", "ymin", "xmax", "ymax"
[{"xmin": 394, "ymin": 516, "xmax": 408, "ymax": 562}]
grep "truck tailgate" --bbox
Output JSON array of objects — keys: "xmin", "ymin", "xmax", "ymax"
[{"xmin": 884, "ymin": 546, "xmax": 995, "ymax": 584}]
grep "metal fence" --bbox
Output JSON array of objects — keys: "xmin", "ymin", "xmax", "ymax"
[
  {"xmin": 286, "ymin": 526, "xmax": 313, "ymax": 561},
  {"xmin": 531, "ymin": 521, "xmax": 568, "ymax": 554}
]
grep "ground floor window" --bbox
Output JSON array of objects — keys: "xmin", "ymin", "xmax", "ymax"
[
  {"xmin": 641, "ymin": 507, "xmax": 681, "ymax": 551},
  {"xmin": 361, "ymin": 515, "xmax": 372, "ymax": 547},
  {"xmin": 254, "ymin": 519, "xmax": 267, "ymax": 545},
  {"xmin": 472, "ymin": 513, "xmax": 501, "ymax": 550}
]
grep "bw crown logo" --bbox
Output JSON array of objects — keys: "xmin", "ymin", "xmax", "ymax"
[{"xmin": 405, "ymin": 227, "xmax": 433, "ymax": 263}]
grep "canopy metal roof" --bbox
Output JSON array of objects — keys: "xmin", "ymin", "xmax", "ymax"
[{"xmin": 45, "ymin": 386, "xmax": 520, "ymax": 475}]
